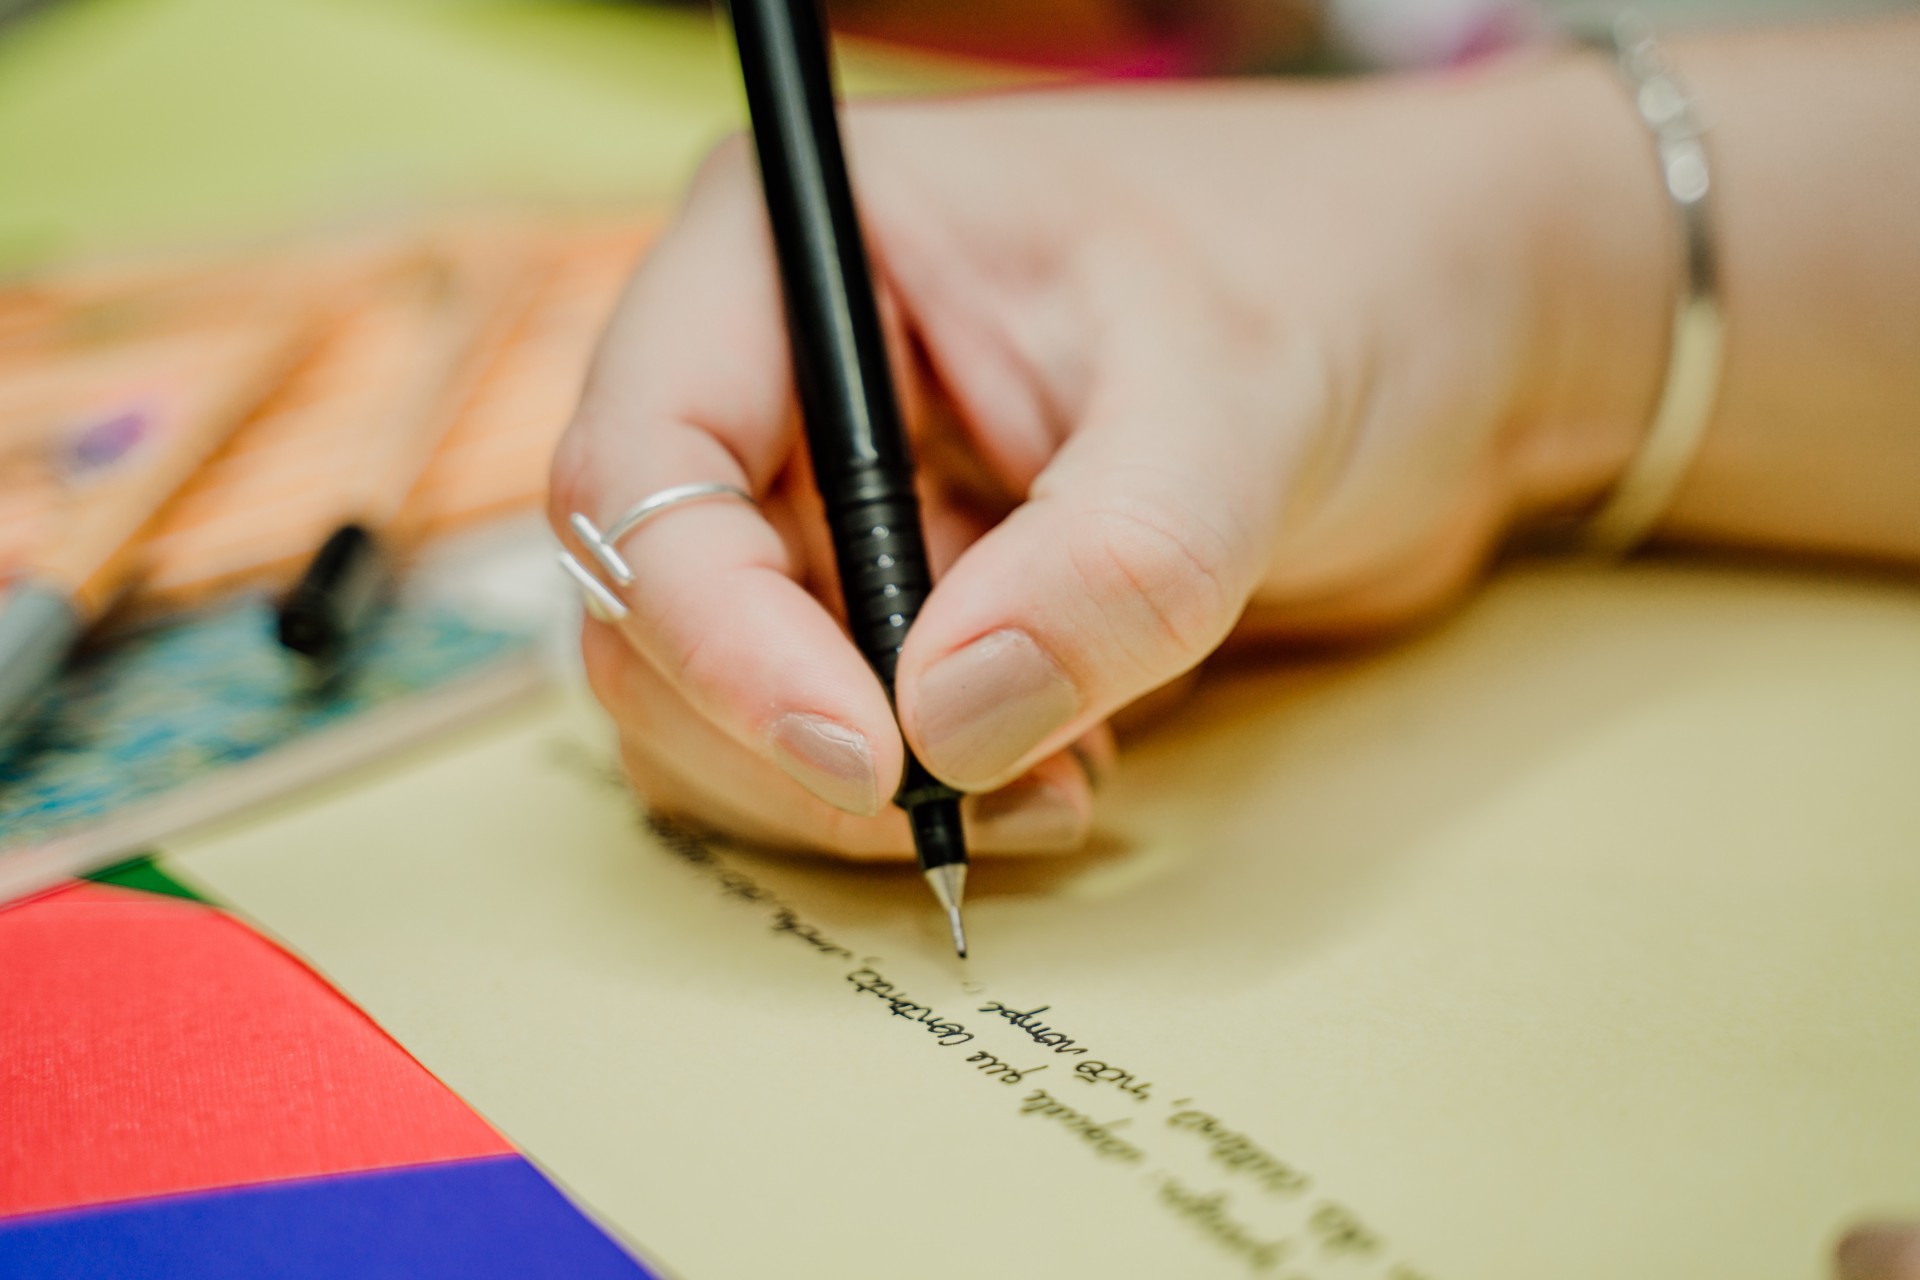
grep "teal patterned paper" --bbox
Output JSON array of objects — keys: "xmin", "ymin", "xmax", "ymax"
[{"xmin": 0, "ymin": 597, "xmax": 530, "ymax": 848}]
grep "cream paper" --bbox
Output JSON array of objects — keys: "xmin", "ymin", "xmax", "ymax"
[{"xmin": 163, "ymin": 564, "xmax": 1920, "ymax": 1280}]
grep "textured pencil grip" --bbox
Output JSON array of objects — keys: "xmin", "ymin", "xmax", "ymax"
[{"xmin": 830, "ymin": 494, "xmax": 933, "ymax": 689}]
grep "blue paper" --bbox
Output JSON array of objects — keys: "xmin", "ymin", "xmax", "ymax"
[{"xmin": 0, "ymin": 1155, "xmax": 658, "ymax": 1280}]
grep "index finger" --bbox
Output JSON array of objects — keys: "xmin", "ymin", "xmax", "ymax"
[
  {"xmin": 550, "ymin": 139, "xmax": 908, "ymax": 818},
  {"xmin": 558, "ymin": 137, "xmax": 797, "ymax": 501}
]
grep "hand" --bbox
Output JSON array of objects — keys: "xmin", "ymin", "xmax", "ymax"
[
  {"xmin": 549, "ymin": 57, "xmax": 1667, "ymax": 858},
  {"xmin": 1837, "ymin": 1224, "xmax": 1920, "ymax": 1280}
]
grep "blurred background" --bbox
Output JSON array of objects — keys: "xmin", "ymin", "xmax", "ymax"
[{"xmin": 0, "ymin": 0, "xmax": 1912, "ymax": 270}]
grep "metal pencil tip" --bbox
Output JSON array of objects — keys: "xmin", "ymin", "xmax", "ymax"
[{"xmin": 923, "ymin": 863, "xmax": 969, "ymax": 959}]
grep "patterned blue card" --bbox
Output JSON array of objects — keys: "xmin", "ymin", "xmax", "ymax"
[{"xmin": 0, "ymin": 597, "xmax": 530, "ymax": 849}]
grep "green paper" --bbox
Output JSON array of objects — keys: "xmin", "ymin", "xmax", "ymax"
[{"xmin": 86, "ymin": 854, "xmax": 210, "ymax": 902}]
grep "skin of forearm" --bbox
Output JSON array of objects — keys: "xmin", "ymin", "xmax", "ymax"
[{"xmin": 1522, "ymin": 15, "xmax": 1920, "ymax": 565}]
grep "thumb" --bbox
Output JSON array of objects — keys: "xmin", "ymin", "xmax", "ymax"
[
  {"xmin": 894, "ymin": 227, "xmax": 1321, "ymax": 792},
  {"xmin": 897, "ymin": 444, "xmax": 1277, "ymax": 792},
  {"xmin": 1836, "ymin": 1223, "xmax": 1920, "ymax": 1280}
]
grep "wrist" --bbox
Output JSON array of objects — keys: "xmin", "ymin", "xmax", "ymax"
[{"xmin": 1486, "ymin": 47, "xmax": 1679, "ymax": 527}]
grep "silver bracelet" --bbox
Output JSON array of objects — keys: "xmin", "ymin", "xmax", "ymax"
[{"xmin": 1579, "ymin": 11, "xmax": 1726, "ymax": 554}]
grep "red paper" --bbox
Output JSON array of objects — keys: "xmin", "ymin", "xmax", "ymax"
[{"xmin": 0, "ymin": 883, "xmax": 511, "ymax": 1217}]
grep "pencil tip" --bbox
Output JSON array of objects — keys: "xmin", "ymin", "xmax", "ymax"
[{"xmin": 924, "ymin": 862, "xmax": 969, "ymax": 959}]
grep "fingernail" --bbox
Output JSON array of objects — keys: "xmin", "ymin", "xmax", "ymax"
[
  {"xmin": 969, "ymin": 782, "xmax": 1084, "ymax": 853},
  {"xmin": 767, "ymin": 713, "xmax": 880, "ymax": 817},
  {"xmin": 914, "ymin": 630, "xmax": 1080, "ymax": 788},
  {"xmin": 1836, "ymin": 1224, "xmax": 1920, "ymax": 1280}
]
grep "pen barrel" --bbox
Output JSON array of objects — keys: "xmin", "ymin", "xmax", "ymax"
[
  {"xmin": 727, "ymin": 0, "xmax": 932, "ymax": 682},
  {"xmin": 727, "ymin": 0, "xmax": 916, "ymax": 506},
  {"xmin": 729, "ymin": 0, "xmax": 963, "ymax": 825}
]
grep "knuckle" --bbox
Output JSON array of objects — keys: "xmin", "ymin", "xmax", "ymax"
[{"xmin": 1064, "ymin": 489, "xmax": 1241, "ymax": 673}]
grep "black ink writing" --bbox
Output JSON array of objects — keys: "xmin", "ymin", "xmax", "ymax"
[
  {"xmin": 1167, "ymin": 1107, "xmax": 1311, "ymax": 1196},
  {"xmin": 619, "ymin": 794, "xmax": 1431, "ymax": 1280},
  {"xmin": 846, "ymin": 967, "xmax": 974, "ymax": 1046},
  {"xmin": 649, "ymin": 814, "xmax": 722, "ymax": 869},
  {"xmin": 772, "ymin": 908, "xmax": 853, "ymax": 960},
  {"xmin": 966, "ymin": 1051, "xmax": 1047, "ymax": 1085},
  {"xmin": 1156, "ymin": 1177, "xmax": 1293, "ymax": 1274},
  {"xmin": 978, "ymin": 1002, "xmax": 1090, "ymax": 1055},
  {"xmin": 545, "ymin": 738, "xmax": 631, "ymax": 794},
  {"xmin": 647, "ymin": 816, "xmax": 857, "ymax": 956},
  {"xmin": 1069, "ymin": 1059, "xmax": 1152, "ymax": 1102},
  {"xmin": 1309, "ymin": 1201, "xmax": 1382, "ymax": 1257},
  {"xmin": 648, "ymin": 818, "xmax": 777, "ymax": 905},
  {"xmin": 1016, "ymin": 1089, "xmax": 1143, "ymax": 1163}
]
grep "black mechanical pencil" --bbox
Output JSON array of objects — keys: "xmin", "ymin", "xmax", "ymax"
[{"xmin": 725, "ymin": 0, "xmax": 971, "ymax": 955}]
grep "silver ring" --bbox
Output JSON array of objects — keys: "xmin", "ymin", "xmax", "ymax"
[{"xmin": 556, "ymin": 482, "xmax": 756, "ymax": 621}]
